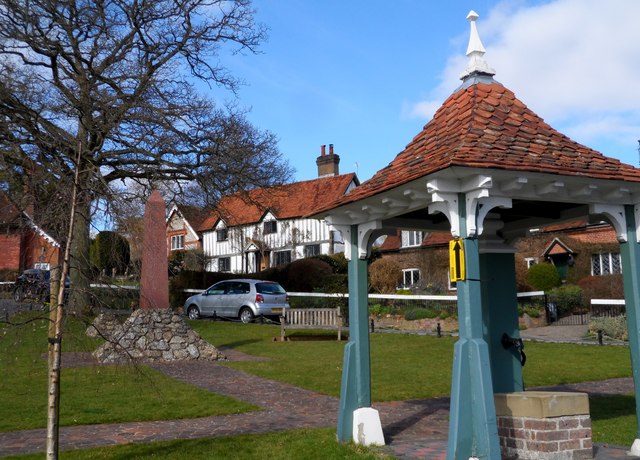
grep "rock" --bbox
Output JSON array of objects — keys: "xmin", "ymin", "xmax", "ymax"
[{"xmin": 89, "ymin": 309, "xmax": 225, "ymax": 363}]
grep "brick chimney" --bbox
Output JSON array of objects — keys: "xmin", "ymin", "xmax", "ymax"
[{"xmin": 316, "ymin": 144, "xmax": 340, "ymax": 177}]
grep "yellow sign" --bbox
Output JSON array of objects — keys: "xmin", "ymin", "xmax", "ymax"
[{"xmin": 449, "ymin": 239, "xmax": 465, "ymax": 282}]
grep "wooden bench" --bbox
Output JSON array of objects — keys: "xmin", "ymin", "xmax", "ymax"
[{"xmin": 278, "ymin": 307, "xmax": 342, "ymax": 341}]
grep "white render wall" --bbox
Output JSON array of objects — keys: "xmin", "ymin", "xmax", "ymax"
[{"xmin": 202, "ymin": 216, "xmax": 343, "ymax": 273}]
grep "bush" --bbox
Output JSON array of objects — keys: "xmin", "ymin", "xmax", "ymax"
[
  {"xmin": 283, "ymin": 258, "xmax": 333, "ymax": 292},
  {"xmin": 404, "ymin": 308, "xmax": 439, "ymax": 321},
  {"xmin": 526, "ymin": 263, "xmax": 561, "ymax": 291},
  {"xmin": 577, "ymin": 275, "xmax": 624, "ymax": 304},
  {"xmin": 312, "ymin": 253, "xmax": 348, "ymax": 274},
  {"xmin": 590, "ymin": 315, "xmax": 628, "ymax": 341},
  {"xmin": 548, "ymin": 284, "xmax": 584, "ymax": 316},
  {"xmin": 369, "ymin": 258, "xmax": 402, "ymax": 293}
]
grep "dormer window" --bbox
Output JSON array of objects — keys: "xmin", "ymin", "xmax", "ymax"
[
  {"xmin": 216, "ymin": 228, "xmax": 228, "ymax": 242},
  {"xmin": 401, "ymin": 231, "xmax": 423, "ymax": 248},
  {"xmin": 264, "ymin": 220, "xmax": 277, "ymax": 234}
]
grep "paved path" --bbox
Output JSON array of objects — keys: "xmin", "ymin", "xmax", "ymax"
[{"xmin": 0, "ymin": 345, "xmax": 637, "ymax": 459}]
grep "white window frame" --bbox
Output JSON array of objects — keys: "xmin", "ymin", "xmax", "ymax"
[
  {"xmin": 400, "ymin": 231, "xmax": 423, "ymax": 248},
  {"xmin": 591, "ymin": 253, "xmax": 622, "ymax": 276},
  {"xmin": 171, "ymin": 234, "xmax": 184, "ymax": 251},
  {"xmin": 402, "ymin": 268, "xmax": 420, "ymax": 287},
  {"xmin": 304, "ymin": 244, "xmax": 321, "ymax": 258},
  {"xmin": 524, "ymin": 257, "xmax": 538, "ymax": 269}
]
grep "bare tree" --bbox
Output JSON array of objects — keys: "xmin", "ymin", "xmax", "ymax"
[
  {"xmin": 0, "ymin": 1, "xmax": 293, "ymax": 457},
  {"xmin": 0, "ymin": 0, "xmax": 292, "ymax": 309}
]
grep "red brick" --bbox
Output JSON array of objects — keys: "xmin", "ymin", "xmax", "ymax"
[
  {"xmin": 569, "ymin": 429, "xmax": 592, "ymax": 440},
  {"xmin": 524, "ymin": 419, "xmax": 558, "ymax": 431},
  {"xmin": 559, "ymin": 439, "xmax": 581, "ymax": 450},
  {"xmin": 535, "ymin": 429, "xmax": 569, "ymax": 441},
  {"xmin": 558, "ymin": 418, "xmax": 580, "ymax": 429},
  {"xmin": 527, "ymin": 440, "xmax": 560, "ymax": 452}
]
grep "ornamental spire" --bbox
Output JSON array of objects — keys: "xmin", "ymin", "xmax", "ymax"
[{"xmin": 460, "ymin": 10, "xmax": 496, "ymax": 80}]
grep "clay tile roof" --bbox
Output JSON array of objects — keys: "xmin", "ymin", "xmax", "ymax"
[
  {"xmin": 177, "ymin": 205, "xmax": 210, "ymax": 232},
  {"xmin": 318, "ymin": 81, "xmax": 640, "ymax": 212},
  {"xmin": 199, "ymin": 173, "xmax": 358, "ymax": 230}
]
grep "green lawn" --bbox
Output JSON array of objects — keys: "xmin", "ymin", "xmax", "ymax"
[
  {"xmin": 192, "ymin": 321, "xmax": 632, "ymax": 401},
  {"xmin": 1, "ymin": 313, "xmax": 637, "ymax": 449},
  {"xmin": 5, "ymin": 428, "xmax": 387, "ymax": 460},
  {"xmin": 0, "ymin": 313, "xmax": 257, "ymax": 431}
]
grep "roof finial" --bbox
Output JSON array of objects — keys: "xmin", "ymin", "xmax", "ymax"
[{"xmin": 460, "ymin": 10, "xmax": 495, "ymax": 80}]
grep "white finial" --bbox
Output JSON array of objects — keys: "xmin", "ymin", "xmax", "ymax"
[{"xmin": 460, "ymin": 10, "xmax": 495, "ymax": 80}]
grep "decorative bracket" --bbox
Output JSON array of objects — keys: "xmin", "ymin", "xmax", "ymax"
[
  {"xmin": 330, "ymin": 221, "xmax": 388, "ymax": 260},
  {"xmin": 590, "ymin": 204, "xmax": 627, "ymax": 242}
]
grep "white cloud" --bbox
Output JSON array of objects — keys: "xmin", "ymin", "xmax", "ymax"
[{"xmin": 406, "ymin": 0, "xmax": 640, "ymax": 159}]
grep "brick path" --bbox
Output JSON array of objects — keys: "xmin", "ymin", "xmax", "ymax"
[{"xmin": 0, "ymin": 350, "xmax": 637, "ymax": 459}]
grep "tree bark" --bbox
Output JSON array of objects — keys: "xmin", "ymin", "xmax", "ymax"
[{"xmin": 69, "ymin": 175, "xmax": 92, "ymax": 313}]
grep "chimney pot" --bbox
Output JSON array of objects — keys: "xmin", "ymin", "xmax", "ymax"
[
  {"xmin": 321, "ymin": 144, "xmax": 326, "ymax": 156},
  {"xmin": 329, "ymin": 144, "xmax": 334, "ymax": 155}
]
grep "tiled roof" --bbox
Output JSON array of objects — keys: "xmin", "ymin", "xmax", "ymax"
[
  {"xmin": 199, "ymin": 173, "xmax": 358, "ymax": 230},
  {"xmin": 177, "ymin": 205, "xmax": 210, "ymax": 232},
  {"xmin": 319, "ymin": 81, "xmax": 640, "ymax": 212}
]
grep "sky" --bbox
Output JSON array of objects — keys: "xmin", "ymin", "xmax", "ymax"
[{"xmin": 209, "ymin": 0, "xmax": 640, "ymax": 185}]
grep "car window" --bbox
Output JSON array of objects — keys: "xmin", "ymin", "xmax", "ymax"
[
  {"xmin": 256, "ymin": 282, "xmax": 286, "ymax": 295},
  {"xmin": 229, "ymin": 282, "xmax": 250, "ymax": 294},
  {"xmin": 206, "ymin": 283, "xmax": 227, "ymax": 295}
]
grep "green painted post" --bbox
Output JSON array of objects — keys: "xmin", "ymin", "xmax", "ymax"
[
  {"xmin": 447, "ymin": 194, "xmax": 501, "ymax": 460},
  {"xmin": 337, "ymin": 224, "xmax": 372, "ymax": 441},
  {"xmin": 480, "ymin": 252, "xmax": 524, "ymax": 393},
  {"xmin": 618, "ymin": 205, "xmax": 640, "ymax": 442}
]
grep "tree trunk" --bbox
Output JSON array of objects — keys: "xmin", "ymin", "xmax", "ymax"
[
  {"xmin": 46, "ymin": 150, "xmax": 81, "ymax": 459},
  {"xmin": 69, "ymin": 180, "xmax": 92, "ymax": 313}
]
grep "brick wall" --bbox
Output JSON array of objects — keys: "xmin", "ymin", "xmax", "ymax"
[
  {"xmin": 498, "ymin": 414, "xmax": 592, "ymax": 459},
  {"xmin": 0, "ymin": 233, "xmax": 22, "ymax": 270}
]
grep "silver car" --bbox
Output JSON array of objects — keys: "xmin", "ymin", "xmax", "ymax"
[{"xmin": 184, "ymin": 279, "xmax": 290, "ymax": 323}]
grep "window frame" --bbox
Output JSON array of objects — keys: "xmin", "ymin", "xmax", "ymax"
[
  {"xmin": 402, "ymin": 268, "xmax": 420, "ymax": 287},
  {"xmin": 171, "ymin": 234, "xmax": 184, "ymax": 250},
  {"xmin": 263, "ymin": 220, "xmax": 277, "ymax": 234},
  {"xmin": 400, "ymin": 230, "xmax": 423, "ymax": 248},
  {"xmin": 304, "ymin": 244, "xmax": 321, "ymax": 258},
  {"xmin": 591, "ymin": 252, "xmax": 622, "ymax": 276},
  {"xmin": 216, "ymin": 228, "xmax": 228, "ymax": 242},
  {"xmin": 273, "ymin": 250, "xmax": 292, "ymax": 267},
  {"xmin": 218, "ymin": 257, "xmax": 231, "ymax": 273}
]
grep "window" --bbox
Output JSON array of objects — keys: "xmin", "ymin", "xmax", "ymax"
[
  {"xmin": 400, "ymin": 231, "xmax": 423, "ymax": 248},
  {"xmin": 273, "ymin": 250, "xmax": 291, "ymax": 266},
  {"xmin": 216, "ymin": 228, "xmax": 228, "ymax": 242},
  {"xmin": 402, "ymin": 268, "xmax": 420, "ymax": 287},
  {"xmin": 304, "ymin": 244, "xmax": 321, "ymax": 258},
  {"xmin": 591, "ymin": 253, "xmax": 622, "ymax": 276},
  {"xmin": 218, "ymin": 257, "xmax": 231, "ymax": 272},
  {"xmin": 524, "ymin": 257, "xmax": 538, "ymax": 269},
  {"xmin": 263, "ymin": 220, "xmax": 277, "ymax": 234},
  {"xmin": 171, "ymin": 234, "xmax": 184, "ymax": 250}
]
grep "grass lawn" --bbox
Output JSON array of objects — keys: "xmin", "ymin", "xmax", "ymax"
[
  {"xmin": 0, "ymin": 313, "xmax": 257, "ymax": 431},
  {"xmin": 1, "ymin": 313, "xmax": 637, "ymax": 448},
  {"xmin": 192, "ymin": 321, "xmax": 632, "ymax": 400},
  {"xmin": 5, "ymin": 428, "xmax": 387, "ymax": 460}
]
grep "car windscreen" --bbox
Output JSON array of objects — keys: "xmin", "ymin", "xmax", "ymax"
[{"xmin": 256, "ymin": 283, "xmax": 286, "ymax": 295}]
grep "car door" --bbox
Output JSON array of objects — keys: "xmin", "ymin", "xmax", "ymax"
[
  {"xmin": 223, "ymin": 281, "xmax": 250, "ymax": 317},
  {"xmin": 200, "ymin": 282, "xmax": 226, "ymax": 316}
]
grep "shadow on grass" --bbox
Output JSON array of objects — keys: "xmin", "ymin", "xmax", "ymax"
[{"xmin": 590, "ymin": 394, "xmax": 635, "ymax": 421}]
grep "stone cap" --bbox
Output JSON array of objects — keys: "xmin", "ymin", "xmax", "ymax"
[{"xmin": 494, "ymin": 391, "xmax": 589, "ymax": 418}]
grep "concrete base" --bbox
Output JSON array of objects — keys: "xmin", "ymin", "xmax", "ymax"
[
  {"xmin": 352, "ymin": 407, "xmax": 385, "ymax": 446},
  {"xmin": 630, "ymin": 438, "xmax": 640, "ymax": 456}
]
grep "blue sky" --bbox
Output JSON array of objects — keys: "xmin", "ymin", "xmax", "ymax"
[{"xmin": 215, "ymin": 0, "xmax": 640, "ymax": 184}]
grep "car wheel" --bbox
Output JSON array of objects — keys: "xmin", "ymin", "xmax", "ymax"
[
  {"xmin": 187, "ymin": 305, "xmax": 200, "ymax": 320},
  {"xmin": 13, "ymin": 287, "xmax": 23, "ymax": 303},
  {"xmin": 239, "ymin": 307, "xmax": 254, "ymax": 324}
]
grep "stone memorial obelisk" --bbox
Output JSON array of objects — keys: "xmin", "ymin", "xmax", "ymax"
[{"xmin": 139, "ymin": 190, "xmax": 169, "ymax": 309}]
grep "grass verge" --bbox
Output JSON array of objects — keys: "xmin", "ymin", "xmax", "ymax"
[
  {"xmin": 4, "ymin": 428, "xmax": 388, "ymax": 460},
  {"xmin": 0, "ymin": 312, "xmax": 256, "ymax": 431}
]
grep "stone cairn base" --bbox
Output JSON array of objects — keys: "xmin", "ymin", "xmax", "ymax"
[{"xmin": 87, "ymin": 309, "xmax": 226, "ymax": 363}]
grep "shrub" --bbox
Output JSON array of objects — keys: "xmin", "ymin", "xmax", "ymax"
[
  {"xmin": 590, "ymin": 315, "xmax": 628, "ymax": 341},
  {"xmin": 284, "ymin": 258, "xmax": 332, "ymax": 292},
  {"xmin": 404, "ymin": 308, "xmax": 438, "ymax": 321},
  {"xmin": 90, "ymin": 231, "xmax": 130, "ymax": 276},
  {"xmin": 548, "ymin": 284, "xmax": 584, "ymax": 316},
  {"xmin": 577, "ymin": 275, "xmax": 624, "ymax": 304},
  {"xmin": 526, "ymin": 262, "xmax": 561, "ymax": 291},
  {"xmin": 312, "ymin": 253, "xmax": 348, "ymax": 274},
  {"xmin": 369, "ymin": 258, "xmax": 402, "ymax": 293}
]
